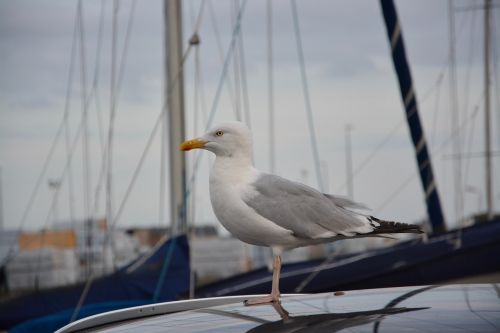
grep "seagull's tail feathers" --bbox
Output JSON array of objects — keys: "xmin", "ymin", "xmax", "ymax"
[{"xmin": 366, "ymin": 216, "xmax": 423, "ymax": 235}]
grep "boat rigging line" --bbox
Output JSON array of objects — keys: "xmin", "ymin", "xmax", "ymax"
[
  {"xmin": 89, "ymin": 0, "xmax": 108, "ymax": 224},
  {"xmin": 463, "ymin": 102, "xmax": 482, "ymax": 209},
  {"xmin": 106, "ymin": 0, "xmax": 214, "ymax": 234},
  {"xmin": 158, "ymin": 0, "xmax": 248, "ymax": 302},
  {"xmin": 92, "ymin": 0, "xmax": 106, "ymax": 157},
  {"xmin": 267, "ymin": 0, "xmax": 275, "ymax": 174},
  {"xmin": 236, "ymin": 1, "xmax": 252, "ymax": 128},
  {"xmin": 448, "ymin": 0, "xmax": 464, "ymax": 224},
  {"xmin": 429, "ymin": 67, "xmax": 446, "ymax": 149},
  {"xmin": 334, "ymin": 64, "xmax": 448, "ymax": 196},
  {"xmin": 184, "ymin": 0, "xmax": 249, "ymax": 218},
  {"xmin": 70, "ymin": 0, "xmax": 231, "ymax": 320},
  {"xmin": 106, "ymin": 0, "xmax": 119, "ymax": 265},
  {"xmin": 0, "ymin": 4, "xmax": 83, "ymax": 268},
  {"xmin": 77, "ymin": 0, "xmax": 94, "ymax": 280},
  {"xmin": 187, "ymin": 8, "xmax": 203, "ymax": 301},
  {"xmin": 106, "ymin": 0, "xmax": 138, "ymax": 268},
  {"xmin": 207, "ymin": 0, "xmax": 239, "ymax": 120},
  {"xmin": 230, "ymin": 0, "xmax": 242, "ymax": 122},
  {"xmin": 63, "ymin": 5, "xmax": 80, "ymax": 230},
  {"xmin": 484, "ymin": 0, "xmax": 493, "ymax": 220},
  {"xmin": 0, "ymin": 168, "xmax": 3, "ymax": 232},
  {"xmin": 493, "ymin": 7, "xmax": 500, "ymax": 151},
  {"xmin": 459, "ymin": 5, "xmax": 478, "ymax": 136},
  {"xmin": 333, "ymin": 4, "xmax": 476, "ymax": 203},
  {"xmin": 71, "ymin": 0, "xmax": 183, "ymax": 320},
  {"xmin": 377, "ymin": 95, "xmax": 483, "ymax": 213},
  {"xmin": 185, "ymin": 0, "xmax": 209, "ymax": 299},
  {"xmin": 291, "ymin": 0, "xmax": 325, "ymax": 193}
]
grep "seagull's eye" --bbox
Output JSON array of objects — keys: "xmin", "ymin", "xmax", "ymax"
[{"xmin": 215, "ymin": 130, "xmax": 224, "ymax": 137}]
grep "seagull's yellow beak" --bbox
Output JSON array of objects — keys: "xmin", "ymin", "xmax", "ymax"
[{"xmin": 179, "ymin": 138, "xmax": 208, "ymax": 151}]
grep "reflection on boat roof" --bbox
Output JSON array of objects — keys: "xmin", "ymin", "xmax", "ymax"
[{"xmin": 58, "ymin": 284, "xmax": 500, "ymax": 333}]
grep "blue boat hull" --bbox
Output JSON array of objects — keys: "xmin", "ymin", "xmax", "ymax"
[
  {"xmin": 0, "ymin": 235, "xmax": 190, "ymax": 332},
  {"xmin": 195, "ymin": 219, "xmax": 500, "ymax": 297}
]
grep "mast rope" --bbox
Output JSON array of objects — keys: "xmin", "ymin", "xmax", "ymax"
[
  {"xmin": 77, "ymin": 0, "xmax": 93, "ymax": 280},
  {"xmin": 105, "ymin": 0, "xmax": 138, "ymax": 268},
  {"xmin": 70, "ymin": 0, "xmax": 150, "ymax": 321},
  {"xmin": 237, "ymin": 2, "xmax": 252, "ymax": 128},
  {"xmin": 63, "ymin": 4, "xmax": 80, "ymax": 230},
  {"xmin": 183, "ymin": 0, "xmax": 249, "ymax": 208},
  {"xmin": 92, "ymin": 0, "xmax": 107, "ymax": 156},
  {"xmin": 230, "ymin": 0, "xmax": 242, "ymax": 121},
  {"xmin": 491, "ymin": 10, "xmax": 500, "ymax": 150},
  {"xmin": 3, "ymin": 5, "xmax": 105, "ymax": 267},
  {"xmin": 207, "ymin": 0, "xmax": 238, "ymax": 118},
  {"xmin": 90, "ymin": 0, "xmax": 109, "ymax": 224},
  {"xmin": 0, "ymin": 3, "xmax": 81, "ymax": 268},
  {"xmin": 91, "ymin": 0, "xmax": 136, "ymax": 226},
  {"xmin": 105, "ymin": 0, "xmax": 213, "ymax": 235},
  {"xmin": 291, "ymin": 0, "xmax": 324, "ymax": 192},
  {"xmin": 460, "ymin": 7, "xmax": 478, "ymax": 135},
  {"xmin": 105, "ymin": 0, "xmax": 119, "ymax": 251},
  {"xmin": 333, "ymin": 9, "xmax": 477, "ymax": 197},
  {"xmin": 463, "ymin": 104, "xmax": 481, "ymax": 199},
  {"xmin": 377, "ymin": 96, "xmax": 483, "ymax": 212},
  {"xmin": 154, "ymin": 0, "xmax": 249, "ymax": 302},
  {"xmin": 70, "ymin": 0, "xmax": 217, "ymax": 316},
  {"xmin": 267, "ymin": 0, "xmax": 275, "ymax": 174},
  {"xmin": 32, "ymin": 7, "xmax": 83, "ymax": 280}
]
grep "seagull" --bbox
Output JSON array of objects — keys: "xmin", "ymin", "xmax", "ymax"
[{"xmin": 180, "ymin": 121, "xmax": 422, "ymax": 305}]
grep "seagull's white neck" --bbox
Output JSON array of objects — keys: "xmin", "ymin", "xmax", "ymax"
[{"xmin": 211, "ymin": 152, "xmax": 257, "ymax": 186}]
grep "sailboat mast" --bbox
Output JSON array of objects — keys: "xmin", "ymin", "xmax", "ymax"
[
  {"xmin": 484, "ymin": 0, "xmax": 493, "ymax": 220},
  {"xmin": 380, "ymin": 0, "xmax": 446, "ymax": 233},
  {"xmin": 0, "ymin": 167, "xmax": 3, "ymax": 231},
  {"xmin": 165, "ymin": 0, "xmax": 187, "ymax": 235}
]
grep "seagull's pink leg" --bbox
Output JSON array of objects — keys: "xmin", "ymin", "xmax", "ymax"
[
  {"xmin": 245, "ymin": 255, "xmax": 281, "ymax": 306},
  {"xmin": 270, "ymin": 255, "xmax": 281, "ymax": 299}
]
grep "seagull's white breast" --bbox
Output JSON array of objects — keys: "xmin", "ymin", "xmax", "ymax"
[{"xmin": 209, "ymin": 158, "xmax": 297, "ymax": 247}]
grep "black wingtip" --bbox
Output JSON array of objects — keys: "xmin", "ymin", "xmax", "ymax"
[{"xmin": 368, "ymin": 216, "xmax": 424, "ymax": 235}]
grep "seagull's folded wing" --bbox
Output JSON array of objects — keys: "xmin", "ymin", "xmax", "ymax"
[{"xmin": 242, "ymin": 173, "xmax": 374, "ymax": 239}]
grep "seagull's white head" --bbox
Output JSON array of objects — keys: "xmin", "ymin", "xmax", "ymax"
[{"xmin": 180, "ymin": 121, "xmax": 253, "ymax": 159}]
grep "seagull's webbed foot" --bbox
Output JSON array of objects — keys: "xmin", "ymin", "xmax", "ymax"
[
  {"xmin": 244, "ymin": 255, "xmax": 282, "ymax": 306},
  {"xmin": 244, "ymin": 292, "xmax": 280, "ymax": 306}
]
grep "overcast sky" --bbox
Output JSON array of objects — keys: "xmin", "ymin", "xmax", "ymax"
[{"xmin": 0, "ymin": 0, "xmax": 499, "ymax": 233}]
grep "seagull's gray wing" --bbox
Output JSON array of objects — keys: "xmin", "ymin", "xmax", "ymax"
[
  {"xmin": 323, "ymin": 194, "xmax": 369, "ymax": 210},
  {"xmin": 243, "ymin": 173, "xmax": 373, "ymax": 239}
]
